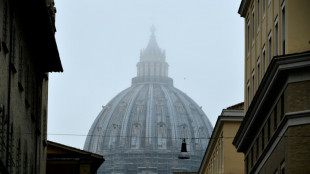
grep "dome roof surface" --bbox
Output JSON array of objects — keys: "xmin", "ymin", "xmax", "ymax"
[{"xmin": 84, "ymin": 29, "xmax": 213, "ymax": 174}]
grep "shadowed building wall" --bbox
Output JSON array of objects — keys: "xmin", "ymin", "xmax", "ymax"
[{"xmin": 0, "ymin": 0, "xmax": 62, "ymax": 173}]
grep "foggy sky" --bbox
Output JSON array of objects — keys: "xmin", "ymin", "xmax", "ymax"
[{"xmin": 48, "ymin": 0, "xmax": 244, "ymax": 149}]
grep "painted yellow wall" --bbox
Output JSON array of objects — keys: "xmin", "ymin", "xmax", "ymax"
[
  {"xmin": 223, "ymin": 122, "xmax": 244, "ymax": 174},
  {"xmin": 200, "ymin": 121, "xmax": 244, "ymax": 174},
  {"xmin": 286, "ymin": 0, "xmax": 310, "ymax": 54},
  {"xmin": 243, "ymin": 0, "xmax": 310, "ymax": 111}
]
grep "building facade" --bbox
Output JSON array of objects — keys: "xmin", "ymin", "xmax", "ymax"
[
  {"xmin": 233, "ymin": 0, "xmax": 310, "ymax": 174},
  {"xmin": 198, "ymin": 103, "xmax": 244, "ymax": 174},
  {"xmin": 84, "ymin": 28, "xmax": 213, "ymax": 174},
  {"xmin": 0, "ymin": 0, "xmax": 62, "ymax": 173},
  {"xmin": 242, "ymin": 0, "xmax": 310, "ymax": 110}
]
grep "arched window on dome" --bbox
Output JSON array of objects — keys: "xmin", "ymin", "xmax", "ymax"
[
  {"xmin": 157, "ymin": 122, "xmax": 166, "ymax": 149},
  {"xmin": 156, "ymin": 100, "xmax": 165, "ymax": 121},
  {"xmin": 175, "ymin": 102, "xmax": 186, "ymax": 123},
  {"xmin": 131, "ymin": 123, "xmax": 141, "ymax": 149},
  {"xmin": 108, "ymin": 124, "xmax": 119, "ymax": 150},
  {"xmin": 94, "ymin": 126, "xmax": 102, "ymax": 152}
]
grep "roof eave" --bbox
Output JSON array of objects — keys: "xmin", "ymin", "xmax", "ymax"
[
  {"xmin": 16, "ymin": 0, "xmax": 63, "ymax": 73},
  {"xmin": 238, "ymin": 0, "xmax": 250, "ymax": 18}
]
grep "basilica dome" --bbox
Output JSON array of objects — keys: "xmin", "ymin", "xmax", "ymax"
[{"xmin": 84, "ymin": 28, "xmax": 213, "ymax": 174}]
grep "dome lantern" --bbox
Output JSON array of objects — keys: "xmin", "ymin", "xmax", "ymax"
[{"xmin": 137, "ymin": 27, "xmax": 169, "ymax": 79}]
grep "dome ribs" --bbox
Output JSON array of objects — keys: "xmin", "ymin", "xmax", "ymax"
[
  {"xmin": 119, "ymin": 85, "xmax": 145, "ymax": 149},
  {"xmin": 145, "ymin": 84, "xmax": 154, "ymax": 147},
  {"xmin": 160, "ymin": 86, "xmax": 178, "ymax": 149}
]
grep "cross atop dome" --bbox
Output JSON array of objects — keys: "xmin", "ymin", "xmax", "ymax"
[
  {"xmin": 145, "ymin": 26, "xmax": 161, "ymax": 53},
  {"xmin": 150, "ymin": 25, "xmax": 156, "ymax": 34}
]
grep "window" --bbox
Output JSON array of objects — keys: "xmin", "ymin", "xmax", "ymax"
[
  {"xmin": 257, "ymin": 0, "xmax": 260, "ymax": 31},
  {"xmin": 252, "ymin": 71, "xmax": 255, "ymax": 97},
  {"xmin": 252, "ymin": 8, "xmax": 255, "ymax": 43},
  {"xmin": 247, "ymin": 81, "xmax": 250, "ymax": 108},
  {"xmin": 245, "ymin": 156, "xmax": 249, "ymax": 174},
  {"xmin": 262, "ymin": 45, "xmax": 266, "ymax": 74},
  {"xmin": 281, "ymin": 160, "xmax": 285, "ymax": 174},
  {"xmin": 268, "ymin": 32, "xmax": 272, "ymax": 62},
  {"xmin": 267, "ymin": 117, "xmax": 271, "ymax": 140},
  {"xmin": 247, "ymin": 21, "xmax": 250, "ymax": 55},
  {"xmin": 256, "ymin": 139, "xmax": 259, "ymax": 160},
  {"xmin": 281, "ymin": 3, "xmax": 285, "ymax": 55},
  {"xmin": 251, "ymin": 148, "xmax": 254, "ymax": 168},
  {"xmin": 263, "ymin": 0, "xmax": 266, "ymax": 18},
  {"xmin": 281, "ymin": 94, "xmax": 284, "ymax": 120},
  {"xmin": 257, "ymin": 58, "xmax": 260, "ymax": 86},
  {"xmin": 274, "ymin": 107, "xmax": 277, "ymax": 130},
  {"xmin": 275, "ymin": 17, "xmax": 279, "ymax": 56},
  {"xmin": 262, "ymin": 129, "xmax": 265, "ymax": 150}
]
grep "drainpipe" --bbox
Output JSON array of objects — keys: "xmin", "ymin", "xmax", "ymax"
[{"xmin": 6, "ymin": 0, "xmax": 14, "ymax": 168}]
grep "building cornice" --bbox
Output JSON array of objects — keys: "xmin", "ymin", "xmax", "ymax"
[
  {"xmin": 233, "ymin": 51, "xmax": 310, "ymax": 152},
  {"xmin": 238, "ymin": 0, "xmax": 251, "ymax": 17}
]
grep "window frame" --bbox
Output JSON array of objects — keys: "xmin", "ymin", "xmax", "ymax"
[
  {"xmin": 268, "ymin": 31, "xmax": 272, "ymax": 63},
  {"xmin": 252, "ymin": 8, "xmax": 255, "ymax": 45},
  {"xmin": 252, "ymin": 71, "xmax": 255, "ymax": 97},
  {"xmin": 262, "ymin": 45, "xmax": 266, "ymax": 74},
  {"xmin": 247, "ymin": 20, "xmax": 251, "ymax": 57},
  {"xmin": 275, "ymin": 17, "xmax": 279, "ymax": 56},
  {"xmin": 247, "ymin": 81, "xmax": 250, "ymax": 108},
  {"xmin": 262, "ymin": 0, "xmax": 266, "ymax": 19},
  {"xmin": 257, "ymin": 0, "xmax": 260, "ymax": 33},
  {"xmin": 281, "ymin": 2, "xmax": 285, "ymax": 55},
  {"xmin": 257, "ymin": 57, "xmax": 260, "ymax": 86},
  {"xmin": 281, "ymin": 160, "xmax": 285, "ymax": 174}
]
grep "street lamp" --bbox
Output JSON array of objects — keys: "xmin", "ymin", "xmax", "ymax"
[{"xmin": 178, "ymin": 138, "xmax": 190, "ymax": 159}]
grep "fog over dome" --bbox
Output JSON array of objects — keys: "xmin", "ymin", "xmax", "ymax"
[{"xmin": 84, "ymin": 28, "xmax": 213, "ymax": 173}]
